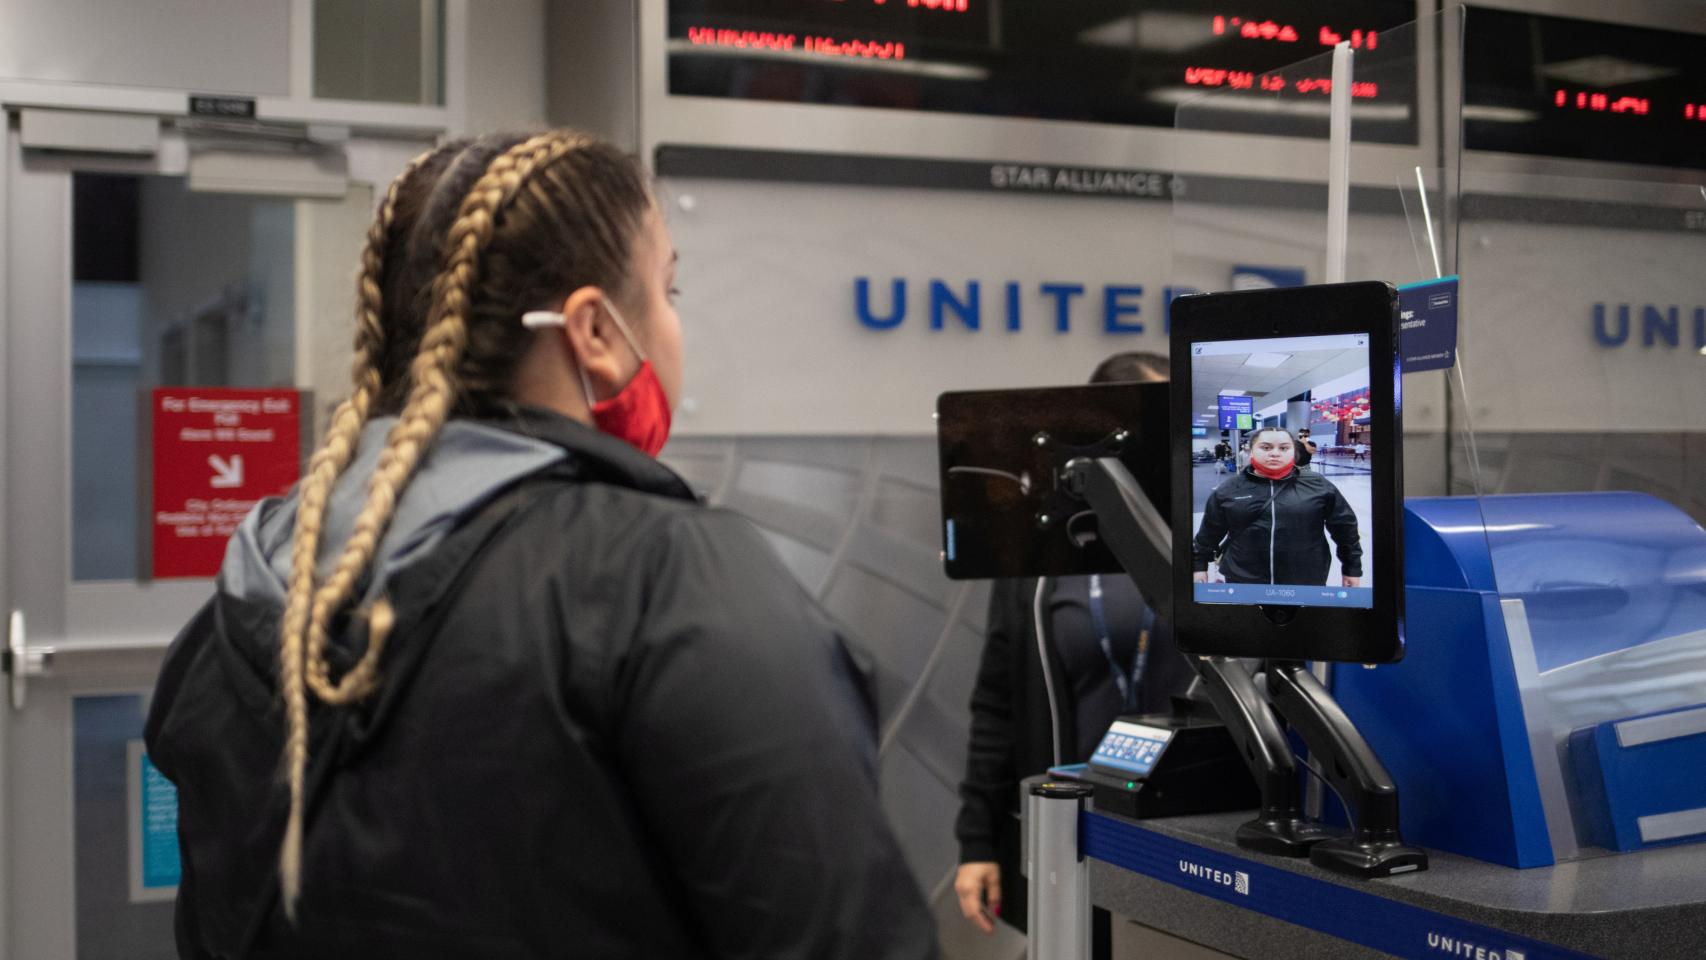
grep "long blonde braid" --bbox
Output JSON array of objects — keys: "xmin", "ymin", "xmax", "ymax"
[
  {"xmin": 275, "ymin": 144, "xmax": 440, "ymax": 916},
  {"xmin": 276, "ymin": 132, "xmax": 591, "ymax": 916}
]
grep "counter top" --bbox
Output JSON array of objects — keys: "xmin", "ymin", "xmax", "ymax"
[{"xmin": 1083, "ymin": 809, "xmax": 1706, "ymax": 960}]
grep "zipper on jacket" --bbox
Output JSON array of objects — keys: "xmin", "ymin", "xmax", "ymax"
[{"xmin": 1269, "ymin": 479, "xmax": 1277, "ymax": 584}]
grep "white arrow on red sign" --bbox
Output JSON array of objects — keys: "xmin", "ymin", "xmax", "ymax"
[{"xmin": 208, "ymin": 454, "xmax": 244, "ymax": 489}]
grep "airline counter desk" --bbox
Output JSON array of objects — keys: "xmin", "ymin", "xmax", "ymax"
[{"xmin": 1079, "ymin": 808, "xmax": 1706, "ymax": 960}]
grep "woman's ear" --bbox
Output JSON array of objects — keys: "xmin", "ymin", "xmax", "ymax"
[{"xmin": 559, "ymin": 287, "xmax": 624, "ymax": 401}]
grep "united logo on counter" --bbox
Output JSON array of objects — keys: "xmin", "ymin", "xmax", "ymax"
[{"xmin": 151, "ymin": 388, "xmax": 301, "ymax": 579}]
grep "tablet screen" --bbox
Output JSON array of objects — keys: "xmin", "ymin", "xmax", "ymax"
[{"xmin": 1188, "ymin": 333, "xmax": 1374, "ymax": 609}]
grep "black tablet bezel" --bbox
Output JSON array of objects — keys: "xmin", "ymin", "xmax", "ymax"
[{"xmin": 1168, "ymin": 281, "xmax": 1406, "ymax": 664}]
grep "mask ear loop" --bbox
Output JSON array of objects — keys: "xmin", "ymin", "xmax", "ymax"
[
  {"xmin": 597, "ymin": 299, "xmax": 648, "ymax": 363},
  {"xmin": 520, "ymin": 298, "xmax": 645, "ymax": 408},
  {"xmin": 521, "ymin": 309, "xmax": 598, "ymax": 408}
]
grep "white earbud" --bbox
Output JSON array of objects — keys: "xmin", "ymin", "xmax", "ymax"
[{"xmin": 521, "ymin": 310, "xmax": 565, "ymax": 329}]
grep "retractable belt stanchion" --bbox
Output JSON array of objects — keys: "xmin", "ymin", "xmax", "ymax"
[{"xmin": 1027, "ymin": 780, "xmax": 1094, "ymax": 960}]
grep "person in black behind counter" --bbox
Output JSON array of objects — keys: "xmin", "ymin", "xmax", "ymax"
[
  {"xmin": 953, "ymin": 352, "xmax": 1195, "ymax": 953},
  {"xmin": 145, "ymin": 131, "xmax": 936, "ymax": 960},
  {"xmin": 1192, "ymin": 427, "xmax": 1363, "ymax": 587}
]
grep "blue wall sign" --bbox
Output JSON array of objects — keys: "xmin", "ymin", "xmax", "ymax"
[
  {"xmin": 140, "ymin": 751, "xmax": 181, "ymax": 889},
  {"xmin": 1399, "ymin": 276, "xmax": 1459, "ymax": 373},
  {"xmin": 1592, "ymin": 303, "xmax": 1706, "ymax": 349},
  {"xmin": 855, "ymin": 278, "xmax": 1198, "ymax": 334},
  {"xmin": 1217, "ymin": 395, "xmax": 1255, "ymax": 431}
]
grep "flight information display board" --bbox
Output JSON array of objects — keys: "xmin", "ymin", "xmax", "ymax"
[
  {"xmin": 1464, "ymin": 7, "xmax": 1706, "ymax": 171},
  {"xmin": 667, "ymin": 0, "xmax": 1419, "ymax": 141}
]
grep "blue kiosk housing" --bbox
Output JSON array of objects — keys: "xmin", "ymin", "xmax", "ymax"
[{"xmin": 1333, "ymin": 492, "xmax": 1706, "ymax": 867}]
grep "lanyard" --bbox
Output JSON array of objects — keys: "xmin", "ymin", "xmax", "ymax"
[{"xmin": 1087, "ymin": 574, "xmax": 1152, "ymax": 713}]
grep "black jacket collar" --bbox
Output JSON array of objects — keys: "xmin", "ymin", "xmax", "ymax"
[{"xmin": 478, "ymin": 404, "xmax": 698, "ymax": 503}]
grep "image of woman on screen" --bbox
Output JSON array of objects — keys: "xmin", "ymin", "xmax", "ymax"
[{"xmin": 1191, "ymin": 427, "xmax": 1363, "ymax": 587}]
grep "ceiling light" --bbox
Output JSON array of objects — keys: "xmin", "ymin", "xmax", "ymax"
[
  {"xmin": 1244, "ymin": 353, "xmax": 1290, "ymax": 368},
  {"xmin": 1079, "ymin": 11, "xmax": 1212, "ymax": 54},
  {"xmin": 1540, "ymin": 55, "xmax": 1674, "ymax": 88},
  {"xmin": 1462, "ymin": 105, "xmax": 1539, "ymax": 124}
]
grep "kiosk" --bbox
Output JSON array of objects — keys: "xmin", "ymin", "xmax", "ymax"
[
  {"xmin": 936, "ymin": 5, "xmax": 1706, "ymax": 956},
  {"xmin": 942, "ymin": 286, "xmax": 1706, "ymax": 960}
]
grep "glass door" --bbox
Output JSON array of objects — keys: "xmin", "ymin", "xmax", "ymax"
[{"xmin": 0, "ymin": 115, "xmax": 410, "ymax": 959}]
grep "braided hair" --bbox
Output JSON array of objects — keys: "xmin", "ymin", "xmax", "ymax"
[{"xmin": 275, "ymin": 131, "xmax": 654, "ymax": 915}]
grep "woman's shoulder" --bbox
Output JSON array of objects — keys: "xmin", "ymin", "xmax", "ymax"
[
  {"xmin": 517, "ymin": 475, "xmax": 786, "ymax": 585},
  {"xmin": 1291, "ymin": 471, "xmax": 1344, "ymax": 494},
  {"xmin": 1210, "ymin": 471, "xmax": 1259, "ymax": 497},
  {"xmin": 515, "ymin": 482, "xmax": 827, "ymax": 654}
]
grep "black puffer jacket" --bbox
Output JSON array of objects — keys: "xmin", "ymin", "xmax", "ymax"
[
  {"xmin": 144, "ymin": 408, "xmax": 936, "ymax": 960},
  {"xmin": 1191, "ymin": 466, "xmax": 1362, "ymax": 585}
]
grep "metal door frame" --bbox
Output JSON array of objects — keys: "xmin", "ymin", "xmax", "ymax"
[{"xmin": 0, "ymin": 105, "xmax": 438, "ymax": 957}]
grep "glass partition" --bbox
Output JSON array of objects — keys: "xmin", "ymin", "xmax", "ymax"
[
  {"xmin": 1454, "ymin": 162, "xmax": 1706, "ymax": 863},
  {"xmin": 71, "ymin": 174, "xmax": 300, "ymax": 582},
  {"xmin": 1172, "ymin": 10, "xmax": 1481, "ymax": 548},
  {"xmin": 1175, "ymin": 6, "xmax": 1706, "ymax": 865}
]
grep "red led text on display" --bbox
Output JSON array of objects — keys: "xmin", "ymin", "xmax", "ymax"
[
  {"xmin": 1211, "ymin": 15, "xmax": 1380, "ymax": 49},
  {"xmin": 819, "ymin": 0, "xmax": 970, "ymax": 9},
  {"xmin": 1185, "ymin": 68, "xmax": 1378, "ymax": 99},
  {"xmin": 686, "ymin": 26, "xmax": 905, "ymax": 60},
  {"xmin": 1551, "ymin": 88, "xmax": 1706, "ymax": 124}
]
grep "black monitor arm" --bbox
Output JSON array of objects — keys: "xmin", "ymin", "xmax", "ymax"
[
  {"xmin": 1065, "ymin": 456, "xmax": 1330, "ymax": 856},
  {"xmin": 1060, "ymin": 444, "xmax": 1428, "ymax": 878},
  {"xmin": 1061, "ymin": 455, "xmax": 1171, "ymax": 610},
  {"xmin": 1264, "ymin": 661, "xmax": 1428, "ymax": 876},
  {"xmin": 1192, "ymin": 658, "xmax": 1337, "ymax": 856}
]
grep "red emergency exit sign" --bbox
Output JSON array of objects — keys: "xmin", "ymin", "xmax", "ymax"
[{"xmin": 151, "ymin": 388, "xmax": 301, "ymax": 579}]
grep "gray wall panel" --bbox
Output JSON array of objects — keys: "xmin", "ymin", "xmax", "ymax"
[
  {"xmin": 823, "ymin": 566, "xmax": 946, "ymax": 711},
  {"xmin": 751, "ymin": 527, "xmax": 835, "ymax": 598},
  {"xmin": 734, "ymin": 458, "xmax": 862, "ymax": 523},
  {"xmin": 843, "ymin": 525, "xmax": 958, "ymax": 612},
  {"xmin": 0, "ymin": 0, "xmax": 290, "ymax": 95},
  {"xmin": 724, "ymin": 489, "xmax": 845, "ymax": 552},
  {"xmin": 870, "ymin": 476, "xmax": 945, "ymax": 548}
]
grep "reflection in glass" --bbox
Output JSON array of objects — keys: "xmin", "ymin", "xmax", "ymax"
[
  {"xmin": 71, "ymin": 175, "xmax": 297, "ymax": 581},
  {"xmin": 314, "ymin": 0, "xmax": 446, "ymax": 105}
]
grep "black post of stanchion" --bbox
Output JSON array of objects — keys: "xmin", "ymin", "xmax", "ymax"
[{"xmin": 1027, "ymin": 780, "xmax": 1094, "ymax": 960}]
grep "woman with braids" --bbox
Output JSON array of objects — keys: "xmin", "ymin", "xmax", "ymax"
[{"xmin": 144, "ymin": 132, "xmax": 937, "ymax": 959}]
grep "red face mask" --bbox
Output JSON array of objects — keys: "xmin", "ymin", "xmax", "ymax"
[
  {"xmin": 522, "ymin": 300, "xmax": 674, "ymax": 458},
  {"xmin": 588, "ymin": 359, "xmax": 672, "ymax": 457}
]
